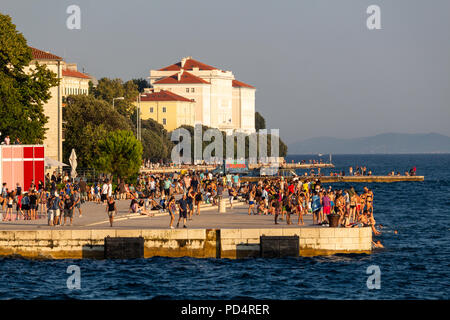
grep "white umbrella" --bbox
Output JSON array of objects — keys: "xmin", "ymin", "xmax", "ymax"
[
  {"xmin": 69, "ymin": 149, "xmax": 77, "ymax": 179},
  {"xmin": 45, "ymin": 157, "xmax": 69, "ymax": 168}
]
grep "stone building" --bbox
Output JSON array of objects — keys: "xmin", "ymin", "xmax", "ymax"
[
  {"xmin": 28, "ymin": 47, "xmax": 91, "ymax": 166},
  {"xmin": 148, "ymin": 57, "xmax": 256, "ymax": 134}
]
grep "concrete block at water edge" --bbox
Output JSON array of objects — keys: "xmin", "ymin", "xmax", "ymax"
[
  {"xmin": 115, "ymin": 230, "xmax": 142, "ymax": 238},
  {"xmin": 71, "ymin": 230, "xmax": 91, "ymax": 240},
  {"xmin": 341, "ymin": 237, "xmax": 353, "ymax": 244},
  {"xmin": 187, "ymin": 229, "xmax": 206, "ymax": 240},
  {"xmin": 316, "ymin": 243, "xmax": 336, "ymax": 251},
  {"xmin": 13, "ymin": 231, "xmax": 37, "ymax": 240},
  {"xmin": 304, "ymin": 238, "xmax": 318, "ymax": 245},
  {"xmin": 236, "ymin": 244, "xmax": 260, "ymax": 251},
  {"xmin": 220, "ymin": 229, "xmax": 241, "ymax": 239},
  {"xmin": 282, "ymin": 228, "xmax": 302, "ymax": 237},
  {"xmin": 359, "ymin": 227, "xmax": 372, "ymax": 238},
  {"xmin": 91, "ymin": 229, "xmax": 117, "ymax": 240},
  {"xmin": 259, "ymin": 229, "xmax": 283, "ymax": 237},
  {"xmin": 319, "ymin": 228, "xmax": 335, "ymax": 238},
  {"xmin": 36, "ymin": 230, "xmax": 53, "ymax": 240},
  {"xmin": 51, "ymin": 230, "xmax": 72, "ymax": 240},
  {"xmin": 317, "ymin": 237, "xmax": 330, "ymax": 245},
  {"xmin": 241, "ymin": 229, "xmax": 260, "ymax": 239},
  {"xmin": 166, "ymin": 229, "xmax": 188, "ymax": 240},
  {"xmin": 300, "ymin": 228, "xmax": 320, "ymax": 238},
  {"xmin": 0, "ymin": 231, "xmax": 15, "ymax": 240}
]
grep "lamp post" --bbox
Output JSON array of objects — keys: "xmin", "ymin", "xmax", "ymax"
[
  {"xmin": 136, "ymin": 94, "xmax": 142, "ymax": 141},
  {"xmin": 112, "ymin": 97, "xmax": 124, "ymax": 109}
]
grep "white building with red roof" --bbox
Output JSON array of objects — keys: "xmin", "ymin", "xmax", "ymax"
[
  {"xmin": 149, "ymin": 57, "xmax": 255, "ymax": 134},
  {"xmin": 26, "ymin": 47, "xmax": 93, "ymax": 166}
]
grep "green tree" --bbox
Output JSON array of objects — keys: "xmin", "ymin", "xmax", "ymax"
[
  {"xmin": 132, "ymin": 78, "xmax": 149, "ymax": 93},
  {"xmin": 63, "ymin": 95, "xmax": 132, "ymax": 167},
  {"xmin": 96, "ymin": 130, "xmax": 143, "ymax": 180},
  {"xmin": 0, "ymin": 13, "xmax": 60, "ymax": 143},
  {"xmin": 140, "ymin": 119, "xmax": 173, "ymax": 161},
  {"xmin": 92, "ymin": 78, "xmax": 138, "ymax": 118},
  {"xmin": 255, "ymin": 111, "xmax": 266, "ymax": 131}
]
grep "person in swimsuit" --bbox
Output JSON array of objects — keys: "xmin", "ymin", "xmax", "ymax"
[
  {"xmin": 195, "ymin": 190, "xmax": 203, "ymax": 215},
  {"xmin": 248, "ymin": 189, "xmax": 256, "ymax": 215},
  {"xmin": 349, "ymin": 189, "xmax": 357, "ymax": 224},
  {"xmin": 297, "ymin": 193, "xmax": 305, "ymax": 225},
  {"xmin": 168, "ymin": 196, "xmax": 176, "ymax": 229},
  {"xmin": 285, "ymin": 193, "xmax": 294, "ymax": 225},
  {"xmin": 274, "ymin": 191, "xmax": 283, "ymax": 224}
]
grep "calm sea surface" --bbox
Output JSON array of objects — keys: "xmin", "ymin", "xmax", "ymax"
[{"xmin": 0, "ymin": 154, "xmax": 449, "ymax": 299}]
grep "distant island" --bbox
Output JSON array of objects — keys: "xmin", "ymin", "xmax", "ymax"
[{"xmin": 288, "ymin": 133, "xmax": 450, "ymax": 154}]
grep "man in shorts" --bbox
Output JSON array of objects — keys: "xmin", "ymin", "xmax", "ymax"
[
  {"xmin": 106, "ymin": 196, "xmax": 117, "ymax": 227},
  {"xmin": 72, "ymin": 189, "xmax": 82, "ymax": 218},
  {"xmin": 176, "ymin": 193, "xmax": 188, "ymax": 228},
  {"xmin": 52, "ymin": 193, "xmax": 62, "ymax": 226},
  {"xmin": 63, "ymin": 193, "xmax": 74, "ymax": 226}
]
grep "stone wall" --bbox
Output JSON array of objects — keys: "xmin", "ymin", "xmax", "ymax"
[{"xmin": 0, "ymin": 227, "xmax": 371, "ymax": 259}]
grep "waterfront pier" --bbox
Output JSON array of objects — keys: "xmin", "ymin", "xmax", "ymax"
[{"xmin": 0, "ymin": 200, "xmax": 371, "ymax": 259}]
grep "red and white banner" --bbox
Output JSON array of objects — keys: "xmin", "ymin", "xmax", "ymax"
[{"xmin": 0, "ymin": 145, "xmax": 45, "ymax": 192}]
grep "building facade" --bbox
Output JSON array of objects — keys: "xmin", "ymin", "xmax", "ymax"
[
  {"xmin": 136, "ymin": 89, "xmax": 196, "ymax": 132},
  {"xmin": 27, "ymin": 47, "xmax": 64, "ymax": 164},
  {"xmin": 149, "ymin": 57, "xmax": 256, "ymax": 134},
  {"xmin": 61, "ymin": 63, "xmax": 91, "ymax": 97},
  {"xmin": 28, "ymin": 47, "xmax": 92, "ymax": 166}
]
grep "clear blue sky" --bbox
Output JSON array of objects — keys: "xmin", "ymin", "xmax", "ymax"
[{"xmin": 2, "ymin": 0, "xmax": 450, "ymax": 144}]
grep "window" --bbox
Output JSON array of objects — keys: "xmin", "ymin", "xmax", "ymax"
[
  {"xmin": 186, "ymin": 88, "xmax": 189, "ymax": 93},
  {"xmin": 162, "ymin": 118, "xmax": 166, "ymax": 125},
  {"xmin": 150, "ymin": 107, "xmax": 154, "ymax": 113},
  {"xmin": 191, "ymin": 88, "xmax": 195, "ymax": 93},
  {"xmin": 162, "ymin": 107, "xmax": 166, "ymax": 113}
]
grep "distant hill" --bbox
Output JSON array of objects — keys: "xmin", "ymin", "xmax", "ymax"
[{"xmin": 288, "ymin": 133, "xmax": 450, "ymax": 154}]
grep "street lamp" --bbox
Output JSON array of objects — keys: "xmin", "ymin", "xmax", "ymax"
[{"xmin": 112, "ymin": 97, "xmax": 124, "ymax": 109}]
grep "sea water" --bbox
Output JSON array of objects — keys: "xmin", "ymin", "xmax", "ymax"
[{"xmin": 0, "ymin": 154, "xmax": 449, "ymax": 299}]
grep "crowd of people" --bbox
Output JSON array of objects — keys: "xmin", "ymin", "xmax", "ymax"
[
  {"xmin": 242, "ymin": 177, "xmax": 380, "ymax": 234},
  {"xmin": 0, "ymin": 169, "xmax": 381, "ymax": 238}
]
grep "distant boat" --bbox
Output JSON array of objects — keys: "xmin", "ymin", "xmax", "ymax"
[{"xmin": 318, "ymin": 153, "xmax": 323, "ymax": 157}]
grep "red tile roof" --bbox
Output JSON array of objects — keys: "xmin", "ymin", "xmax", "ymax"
[
  {"xmin": 139, "ymin": 90, "xmax": 194, "ymax": 102},
  {"xmin": 62, "ymin": 69, "xmax": 91, "ymax": 79},
  {"xmin": 154, "ymin": 71, "xmax": 210, "ymax": 85},
  {"xmin": 159, "ymin": 58, "xmax": 217, "ymax": 71},
  {"xmin": 30, "ymin": 47, "xmax": 63, "ymax": 60},
  {"xmin": 232, "ymin": 79, "xmax": 255, "ymax": 89}
]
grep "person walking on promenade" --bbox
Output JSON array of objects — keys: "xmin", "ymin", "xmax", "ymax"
[
  {"xmin": 101, "ymin": 180, "xmax": 109, "ymax": 204},
  {"xmin": 3, "ymin": 192, "xmax": 14, "ymax": 221},
  {"xmin": 195, "ymin": 190, "xmax": 203, "ymax": 216},
  {"xmin": 63, "ymin": 193, "xmax": 74, "ymax": 226},
  {"xmin": 29, "ymin": 190, "xmax": 37, "ymax": 220},
  {"xmin": 106, "ymin": 196, "xmax": 117, "ymax": 227},
  {"xmin": 168, "ymin": 196, "xmax": 176, "ymax": 229},
  {"xmin": 39, "ymin": 189, "xmax": 48, "ymax": 218},
  {"xmin": 322, "ymin": 191, "xmax": 331, "ymax": 224},
  {"xmin": 311, "ymin": 191, "xmax": 321, "ymax": 225},
  {"xmin": 176, "ymin": 193, "xmax": 188, "ymax": 228},
  {"xmin": 72, "ymin": 189, "xmax": 82, "ymax": 218},
  {"xmin": 15, "ymin": 192, "xmax": 23, "ymax": 220},
  {"xmin": 187, "ymin": 187, "xmax": 195, "ymax": 220}
]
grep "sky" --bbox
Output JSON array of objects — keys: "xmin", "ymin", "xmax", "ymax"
[{"xmin": 1, "ymin": 0, "xmax": 449, "ymax": 144}]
